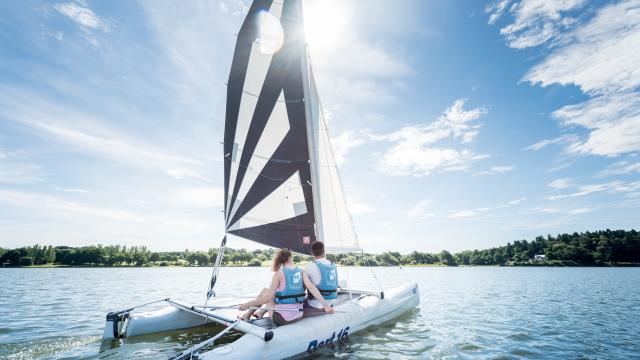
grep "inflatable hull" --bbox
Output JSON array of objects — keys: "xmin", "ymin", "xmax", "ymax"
[
  {"xmin": 202, "ymin": 282, "xmax": 420, "ymax": 359},
  {"xmin": 102, "ymin": 282, "xmax": 420, "ymax": 359}
]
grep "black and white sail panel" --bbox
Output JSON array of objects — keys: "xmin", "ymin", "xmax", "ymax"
[{"xmin": 223, "ymin": 0, "xmax": 316, "ymax": 253}]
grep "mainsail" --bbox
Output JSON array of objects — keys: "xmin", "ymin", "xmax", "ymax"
[{"xmin": 222, "ymin": 0, "xmax": 359, "ymax": 255}]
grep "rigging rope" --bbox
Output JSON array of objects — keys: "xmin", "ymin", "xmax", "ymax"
[{"xmin": 360, "ymin": 249, "xmax": 384, "ymax": 294}]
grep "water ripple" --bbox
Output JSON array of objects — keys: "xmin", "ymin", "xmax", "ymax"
[{"xmin": 1, "ymin": 267, "xmax": 639, "ymax": 359}]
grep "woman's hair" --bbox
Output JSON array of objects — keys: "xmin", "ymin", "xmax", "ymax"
[{"xmin": 272, "ymin": 248, "xmax": 292, "ymax": 272}]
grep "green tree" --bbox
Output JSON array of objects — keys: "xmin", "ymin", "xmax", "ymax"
[
  {"xmin": 248, "ymin": 258, "xmax": 262, "ymax": 266},
  {"xmin": 439, "ymin": 250, "xmax": 458, "ymax": 266},
  {"xmin": 18, "ymin": 256, "xmax": 34, "ymax": 266}
]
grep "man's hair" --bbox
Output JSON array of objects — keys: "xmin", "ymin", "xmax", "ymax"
[{"xmin": 311, "ymin": 241, "xmax": 325, "ymax": 257}]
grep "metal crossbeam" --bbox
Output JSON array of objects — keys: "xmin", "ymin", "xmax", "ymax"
[{"xmin": 170, "ymin": 320, "xmax": 239, "ymax": 360}]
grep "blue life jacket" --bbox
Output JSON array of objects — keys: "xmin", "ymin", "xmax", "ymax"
[
  {"xmin": 309, "ymin": 260, "xmax": 338, "ymax": 300},
  {"xmin": 274, "ymin": 266, "xmax": 306, "ymax": 304}
]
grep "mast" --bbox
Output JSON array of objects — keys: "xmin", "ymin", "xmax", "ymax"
[{"xmin": 298, "ymin": 2, "xmax": 324, "ymax": 245}]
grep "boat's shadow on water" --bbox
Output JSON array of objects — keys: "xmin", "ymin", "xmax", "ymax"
[
  {"xmin": 98, "ymin": 323, "xmax": 244, "ymax": 358},
  {"xmin": 289, "ymin": 309, "xmax": 422, "ymax": 359}
]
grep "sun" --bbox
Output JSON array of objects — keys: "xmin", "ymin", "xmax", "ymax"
[{"xmin": 303, "ymin": 0, "xmax": 347, "ymax": 59}]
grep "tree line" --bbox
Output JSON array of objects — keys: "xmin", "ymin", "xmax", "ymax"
[
  {"xmin": 454, "ymin": 229, "xmax": 640, "ymax": 266},
  {"xmin": 1, "ymin": 229, "xmax": 638, "ymax": 267}
]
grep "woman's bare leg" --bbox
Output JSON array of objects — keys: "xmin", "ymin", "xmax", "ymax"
[
  {"xmin": 239, "ymin": 288, "xmax": 269, "ymax": 321},
  {"xmin": 263, "ymin": 300, "xmax": 276, "ymax": 318},
  {"xmin": 254, "ymin": 298, "xmax": 275, "ymax": 318}
]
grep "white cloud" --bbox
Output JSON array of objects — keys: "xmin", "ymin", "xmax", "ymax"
[
  {"xmin": 0, "ymin": 189, "xmax": 223, "ymax": 249},
  {"xmin": 546, "ymin": 180, "xmax": 640, "ymax": 200},
  {"xmin": 305, "ymin": 0, "xmax": 413, "ymax": 80},
  {"xmin": 0, "ymin": 162, "xmax": 44, "ymax": 184},
  {"xmin": 474, "ymin": 165, "xmax": 514, "ymax": 176},
  {"xmin": 0, "ymin": 149, "xmax": 44, "ymax": 184},
  {"xmin": 219, "ymin": 1, "xmax": 228, "ymax": 13},
  {"xmin": 508, "ymin": 197, "xmax": 526, "ymax": 205},
  {"xmin": 524, "ymin": 134, "xmax": 578, "ymax": 151},
  {"xmin": 445, "ymin": 206, "xmax": 494, "ymax": 219},
  {"xmin": 539, "ymin": 206, "xmax": 592, "ymax": 215},
  {"xmin": 331, "ymin": 130, "xmax": 366, "ymax": 166},
  {"xmin": 0, "ymin": 189, "xmax": 147, "ymax": 222},
  {"xmin": 302, "ymin": 0, "xmax": 418, "ymax": 133},
  {"xmin": 54, "ymin": 187, "xmax": 90, "ymax": 194},
  {"xmin": 404, "ymin": 199, "xmax": 433, "ymax": 221},
  {"xmin": 0, "ymin": 90, "xmax": 210, "ymax": 181},
  {"xmin": 548, "ymin": 178, "xmax": 573, "ymax": 189},
  {"xmin": 569, "ymin": 207, "xmax": 592, "ymax": 214},
  {"xmin": 55, "ymin": 2, "xmax": 109, "ymax": 32},
  {"xmin": 168, "ymin": 186, "xmax": 224, "ymax": 208},
  {"xmin": 487, "ymin": 0, "xmax": 512, "ymax": 25},
  {"xmin": 487, "ymin": 0, "xmax": 586, "ymax": 49},
  {"xmin": 552, "ymin": 93, "xmax": 640, "ymax": 156},
  {"xmin": 495, "ymin": 0, "xmax": 640, "ymax": 159},
  {"xmin": 546, "ymin": 183, "xmax": 608, "ymax": 200},
  {"xmin": 524, "ymin": 1, "xmax": 640, "ymax": 158},
  {"xmin": 377, "ymin": 99, "xmax": 489, "ymax": 176},
  {"xmin": 0, "ymin": 149, "xmax": 18, "ymax": 158},
  {"xmin": 599, "ymin": 160, "xmax": 640, "ymax": 176},
  {"xmin": 137, "ymin": 0, "xmax": 239, "ymax": 112},
  {"xmin": 448, "ymin": 209, "xmax": 478, "ymax": 219},
  {"xmin": 525, "ymin": 1, "xmax": 640, "ymax": 95},
  {"xmin": 347, "ymin": 197, "xmax": 373, "ymax": 215},
  {"xmin": 380, "ymin": 148, "xmax": 488, "ymax": 177}
]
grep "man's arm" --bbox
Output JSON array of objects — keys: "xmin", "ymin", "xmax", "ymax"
[
  {"xmin": 303, "ymin": 262, "xmax": 320, "ymax": 285},
  {"xmin": 302, "ymin": 272, "xmax": 334, "ymax": 314}
]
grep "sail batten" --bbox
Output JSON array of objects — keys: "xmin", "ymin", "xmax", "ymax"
[{"xmin": 223, "ymin": 0, "xmax": 360, "ymax": 254}]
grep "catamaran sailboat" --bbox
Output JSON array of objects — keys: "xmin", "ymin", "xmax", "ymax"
[{"xmin": 102, "ymin": 0, "xmax": 419, "ymax": 358}]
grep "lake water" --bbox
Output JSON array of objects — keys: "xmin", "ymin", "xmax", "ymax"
[{"xmin": 0, "ymin": 267, "xmax": 639, "ymax": 359}]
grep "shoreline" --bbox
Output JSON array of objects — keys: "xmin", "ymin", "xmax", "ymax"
[{"xmin": 3, "ymin": 262, "xmax": 639, "ymax": 269}]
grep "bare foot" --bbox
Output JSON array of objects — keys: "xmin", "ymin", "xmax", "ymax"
[{"xmin": 237, "ymin": 312, "xmax": 251, "ymax": 321}]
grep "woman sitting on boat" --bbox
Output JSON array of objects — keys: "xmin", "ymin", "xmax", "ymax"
[{"xmin": 239, "ymin": 248, "xmax": 334, "ymax": 325}]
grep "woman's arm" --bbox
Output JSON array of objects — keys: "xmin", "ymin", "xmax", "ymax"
[
  {"xmin": 240, "ymin": 272, "xmax": 279, "ymax": 309},
  {"xmin": 302, "ymin": 272, "xmax": 335, "ymax": 314}
]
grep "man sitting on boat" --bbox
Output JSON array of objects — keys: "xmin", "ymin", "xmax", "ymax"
[
  {"xmin": 303, "ymin": 241, "xmax": 339, "ymax": 317},
  {"xmin": 239, "ymin": 248, "xmax": 334, "ymax": 325}
]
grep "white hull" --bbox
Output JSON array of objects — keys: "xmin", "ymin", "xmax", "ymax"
[
  {"xmin": 204, "ymin": 282, "xmax": 420, "ymax": 359},
  {"xmin": 103, "ymin": 282, "xmax": 420, "ymax": 359}
]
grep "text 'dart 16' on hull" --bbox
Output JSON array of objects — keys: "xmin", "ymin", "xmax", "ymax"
[{"xmin": 101, "ymin": 0, "xmax": 420, "ymax": 359}]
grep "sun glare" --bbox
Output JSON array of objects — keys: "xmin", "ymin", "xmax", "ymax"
[
  {"xmin": 303, "ymin": 0, "xmax": 347, "ymax": 59},
  {"xmin": 256, "ymin": 10, "xmax": 284, "ymax": 54}
]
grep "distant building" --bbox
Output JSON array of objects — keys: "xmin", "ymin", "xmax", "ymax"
[{"xmin": 534, "ymin": 254, "xmax": 546, "ymax": 262}]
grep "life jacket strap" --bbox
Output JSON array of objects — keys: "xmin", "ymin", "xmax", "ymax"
[
  {"xmin": 308, "ymin": 288, "xmax": 337, "ymax": 300},
  {"xmin": 275, "ymin": 292, "xmax": 306, "ymax": 300}
]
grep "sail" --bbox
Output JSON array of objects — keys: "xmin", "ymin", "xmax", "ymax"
[
  {"xmin": 223, "ymin": 0, "xmax": 360, "ymax": 254},
  {"xmin": 223, "ymin": 0, "xmax": 316, "ymax": 253},
  {"xmin": 306, "ymin": 70, "xmax": 361, "ymax": 254}
]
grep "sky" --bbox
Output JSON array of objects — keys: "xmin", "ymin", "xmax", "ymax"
[{"xmin": 0, "ymin": 0, "xmax": 639, "ymax": 253}]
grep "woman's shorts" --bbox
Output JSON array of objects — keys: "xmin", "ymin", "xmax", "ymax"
[{"xmin": 272, "ymin": 311, "xmax": 302, "ymax": 326}]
